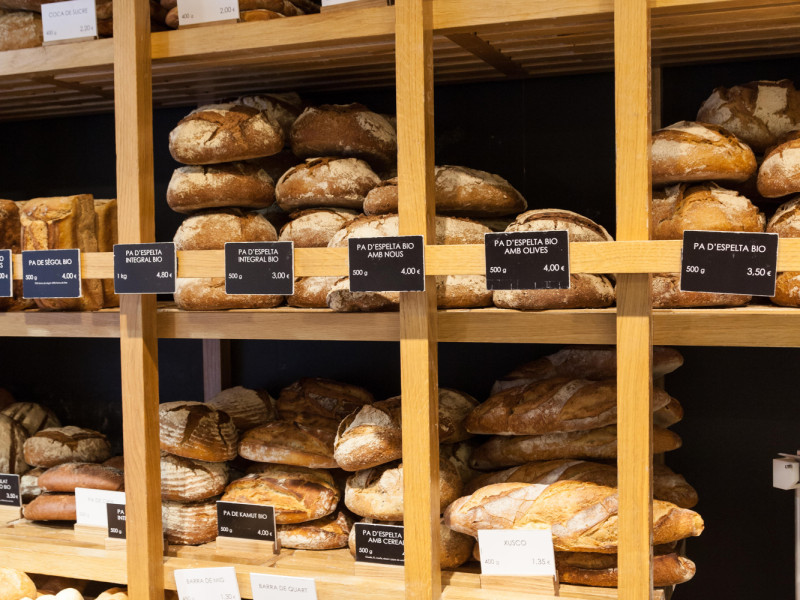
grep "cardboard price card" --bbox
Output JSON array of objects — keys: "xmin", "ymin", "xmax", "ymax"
[
  {"xmin": 41, "ymin": 0, "xmax": 98, "ymax": 42},
  {"xmin": 174, "ymin": 566, "xmax": 241, "ymax": 600},
  {"xmin": 176, "ymin": 0, "xmax": 240, "ymax": 26},
  {"xmin": 484, "ymin": 230, "xmax": 570, "ymax": 291},
  {"xmin": 251, "ymin": 573, "xmax": 317, "ymax": 600},
  {"xmin": 354, "ymin": 523, "xmax": 404, "ymax": 565},
  {"xmin": 22, "ymin": 249, "xmax": 81, "ymax": 299},
  {"xmin": 478, "ymin": 529, "xmax": 556, "ymax": 576},
  {"xmin": 0, "ymin": 250, "xmax": 11, "ymax": 298}
]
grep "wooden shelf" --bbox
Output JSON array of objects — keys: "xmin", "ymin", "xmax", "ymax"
[{"xmin": 0, "ymin": 307, "xmax": 121, "ymax": 338}]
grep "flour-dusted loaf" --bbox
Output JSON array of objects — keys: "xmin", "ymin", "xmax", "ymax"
[
  {"xmin": 278, "ymin": 510, "xmax": 352, "ymax": 549},
  {"xmin": 290, "ymin": 104, "xmax": 397, "ymax": 171},
  {"xmin": 159, "ymin": 401, "xmax": 238, "ymax": 462},
  {"xmin": 160, "ymin": 451, "xmax": 229, "ymax": 501},
  {"xmin": 697, "ymin": 79, "xmax": 800, "ymax": 153},
  {"xmin": 0, "ymin": 10, "xmax": 41, "ymax": 51},
  {"xmin": 207, "ymin": 386, "xmax": 275, "ymax": 430},
  {"xmin": 0, "ymin": 414, "xmax": 28, "ymax": 474},
  {"xmin": 166, "ymin": 163, "xmax": 276, "ymax": 213},
  {"xmin": 470, "ymin": 425, "xmax": 681, "ymax": 469},
  {"xmin": 276, "ymin": 377, "xmax": 374, "ymax": 435},
  {"xmin": 444, "ymin": 480, "xmax": 703, "ymax": 553},
  {"xmin": 0, "ymin": 568, "xmax": 36, "ymax": 600},
  {"xmin": 275, "ymin": 157, "xmax": 380, "ymax": 212},
  {"xmin": 169, "ymin": 103, "xmax": 284, "ymax": 164},
  {"xmin": 21, "ymin": 195, "xmax": 104, "ymax": 311},
  {"xmin": 758, "ymin": 131, "xmax": 800, "ymax": 197},
  {"xmin": 223, "ymin": 464, "xmax": 339, "ymax": 524},
  {"xmin": 162, "ymin": 498, "xmax": 218, "ymax": 545},
  {"xmin": 287, "ymin": 276, "xmax": 338, "ymax": 308},
  {"xmin": 651, "ymin": 121, "xmax": 756, "ymax": 185},
  {"xmin": 235, "ymin": 92, "xmax": 303, "ymax": 138},
  {"xmin": 363, "ymin": 165, "xmax": 527, "ymax": 217},
  {"xmin": 557, "ymin": 551, "xmax": 696, "ymax": 587},
  {"xmin": 23, "ymin": 493, "xmax": 76, "ymax": 521},
  {"xmin": 238, "ymin": 421, "xmax": 337, "ymax": 468},
  {"xmin": 94, "ymin": 199, "xmax": 119, "ymax": 308},
  {"xmin": 279, "ymin": 208, "xmax": 359, "ymax": 247},
  {"xmin": 344, "ymin": 458, "xmax": 462, "ymax": 521},
  {"xmin": 23, "ymin": 426, "xmax": 111, "ymax": 468},
  {"xmin": 492, "ymin": 209, "xmax": 615, "ymax": 311},
  {"xmin": 1, "ymin": 402, "xmax": 60, "ymax": 435},
  {"xmin": 38, "ymin": 462, "xmax": 124, "ymax": 493},
  {"xmin": 767, "ymin": 196, "xmax": 800, "ymax": 306}
]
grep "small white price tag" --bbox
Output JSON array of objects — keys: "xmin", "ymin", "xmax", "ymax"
[
  {"xmin": 175, "ymin": 567, "xmax": 241, "ymax": 600},
  {"xmin": 175, "ymin": 0, "xmax": 239, "ymax": 26},
  {"xmin": 41, "ymin": 0, "xmax": 97, "ymax": 43},
  {"xmin": 74, "ymin": 488, "xmax": 125, "ymax": 528},
  {"xmin": 251, "ymin": 573, "xmax": 317, "ymax": 600},
  {"xmin": 478, "ymin": 529, "xmax": 556, "ymax": 576}
]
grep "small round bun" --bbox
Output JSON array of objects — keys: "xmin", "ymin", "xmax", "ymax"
[
  {"xmin": 0, "ymin": 568, "xmax": 37, "ymax": 600},
  {"xmin": 207, "ymin": 386, "xmax": 275, "ymax": 430},
  {"xmin": 173, "ymin": 209, "xmax": 277, "ymax": 251}
]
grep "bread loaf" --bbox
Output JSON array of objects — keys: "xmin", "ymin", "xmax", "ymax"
[
  {"xmin": 275, "ymin": 157, "xmax": 380, "ymax": 212},
  {"xmin": 363, "ymin": 166, "xmax": 526, "ymax": 217},
  {"xmin": 103, "ymin": 455, "xmax": 125, "ymax": 471},
  {"xmin": 654, "ymin": 397, "xmax": 684, "ymax": 428},
  {"xmin": 222, "ymin": 464, "xmax": 339, "ymax": 524},
  {"xmin": 344, "ymin": 459, "xmax": 462, "ymax": 520},
  {"xmin": 38, "ymin": 462, "xmax": 124, "ymax": 492},
  {"xmin": 166, "ymin": 163, "xmax": 276, "ymax": 213},
  {"xmin": 23, "ymin": 493, "xmax": 76, "ymax": 521},
  {"xmin": 0, "ymin": 568, "xmax": 36, "ymax": 600},
  {"xmin": 492, "ymin": 210, "xmax": 615, "ymax": 311},
  {"xmin": 697, "ymin": 79, "xmax": 800, "ymax": 153},
  {"xmin": 287, "ymin": 276, "xmax": 337, "ymax": 308},
  {"xmin": 558, "ymin": 551, "xmax": 695, "ymax": 587},
  {"xmin": 159, "ymin": 401, "xmax": 238, "ymax": 462},
  {"xmin": 94, "ymin": 199, "xmax": 119, "ymax": 308},
  {"xmin": 235, "ymin": 92, "xmax": 303, "ymax": 138},
  {"xmin": 1, "ymin": 402, "xmax": 60, "ymax": 435},
  {"xmin": 207, "ymin": 386, "xmax": 275, "ymax": 430},
  {"xmin": 767, "ymin": 196, "xmax": 800, "ymax": 306},
  {"xmin": 0, "ymin": 414, "xmax": 28, "ymax": 474},
  {"xmin": 758, "ymin": 131, "xmax": 800, "ymax": 197},
  {"xmin": 0, "ymin": 200, "xmax": 19, "ymax": 312},
  {"xmin": 160, "ymin": 452, "xmax": 228, "ymax": 501},
  {"xmin": 444, "ymin": 480, "xmax": 703, "ymax": 552},
  {"xmin": 290, "ymin": 104, "xmax": 397, "ymax": 171},
  {"xmin": 276, "ymin": 377, "xmax": 374, "ymax": 434},
  {"xmin": 470, "ymin": 425, "xmax": 681, "ymax": 469},
  {"xmin": 169, "ymin": 104, "xmax": 284, "ymax": 164},
  {"xmin": 278, "ymin": 510, "xmax": 352, "ymax": 549},
  {"xmin": 23, "ymin": 426, "xmax": 111, "ymax": 468},
  {"xmin": 238, "ymin": 421, "xmax": 337, "ymax": 468},
  {"xmin": 0, "ymin": 11, "xmax": 42, "ymax": 51},
  {"xmin": 279, "ymin": 208, "xmax": 359, "ymax": 247},
  {"xmin": 651, "ymin": 121, "xmax": 756, "ymax": 185},
  {"xmin": 21, "ymin": 195, "xmax": 103, "ymax": 311},
  {"xmin": 162, "ymin": 498, "xmax": 218, "ymax": 545}
]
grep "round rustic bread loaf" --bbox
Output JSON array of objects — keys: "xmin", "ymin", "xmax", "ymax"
[
  {"xmin": 276, "ymin": 377, "xmax": 374, "ymax": 435},
  {"xmin": 169, "ymin": 103, "xmax": 284, "ymax": 165},
  {"xmin": 279, "ymin": 208, "xmax": 359, "ymax": 247},
  {"xmin": 238, "ymin": 420, "xmax": 337, "ymax": 468},
  {"xmin": 207, "ymin": 386, "xmax": 275, "ymax": 430},
  {"xmin": 223, "ymin": 464, "xmax": 339, "ymax": 523},
  {"xmin": 334, "ymin": 401, "xmax": 402, "ymax": 471},
  {"xmin": 364, "ymin": 166, "xmax": 526, "ymax": 217},
  {"xmin": 23, "ymin": 493, "xmax": 76, "ymax": 521},
  {"xmin": 159, "ymin": 401, "xmax": 238, "ymax": 462},
  {"xmin": 290, "ymin": 104, "xmax": 397, "ymax": 171},
  {"xmin": 435, "ymin": 275, "xmax": 493, "ymax": 309},
  {"xmin": 162, "ymin": 498, "xmax": 218, "ymax": 545},
  {"xmin": 174, "ymin": 278, "xmax": 284, "ymax": 311},
  {"xmin": 160, "ymin": 451, "xmax": 229, "ymax": 501},
  {"xmin": 287, "ymin": 276, "xmax": 338, "ymax": 308},
  {"xmin": 0, "ymin": 568, "xmax": 36, "ymax": 600},
  {"xmin": 0, "ymin": 414, "xmax": 28, "ymax": 474},
  {"xmin": 23, "ymin": 426, "xmax": 110, "ymax": 469},
  {"xmin": 492, "ymin": 209, "xmax": 615, "ymax": 311},
  {"xmin": 758, "ymin": 131, "xmax": 800, "ymax": 197},
  {"xmin": 278, "ymin": 509, "xmax": 352, "ymax": 549},
  {"xmin": 767, "ymin": 196, "xmax": 800, "ymax": 306},
  {"xmin": 697, "ymin": 79, "xmax": 800, "ymax": 153},
  {"xmin": 344, "ymin": 458, "xmax": 462, "ymax": 520},
  {"xmin": 275, "ymin": 158, "xmax": 380, "ymax": 212},
  {"xmin": 166, "ymin": 163, "xmax": 276, "ymax": 214},
  {"xmin": 235, "ymin": 93, "xmax": 303, "ymax": 138},
  {"xmin": 651, "ymin": 121, "xmax": 756, "ymax": 185},
  {"xmin": 1, "ymin": 402, "xmax": 60, "ymax": 435},
  {"xmin": 38, "ymin": 462, "xmax": 124, "ymax": 492}
]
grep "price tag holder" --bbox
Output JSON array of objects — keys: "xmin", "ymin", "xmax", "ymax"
[
  {"xmin": 224, "ymin": 242, "xmax": 294, "ymax": 296},
  {"xmin": 217, "ymin": 501, "xmax": 278, "ymax": 550},
  {"xmin": 75, "ymin": 488, "xmax": 125, "ymax": 528},
  {"xmin": 113, "ymin": 242, "xmax": 177, "ymax": 294},
  {"xmin": 680, "ymin": 230, "xmax": 779, "ymax": 296},
  {"xmin": 354, "ymin": 523, "xmax": 404, "ymax": 566},
  {"xmin": 176, "ymin": 0, "xmax": 240, "ymax": 27},
  {"xmin": 251, "ymin": 573, "xmax": 317, "ymax": 600},
  {"xmin": 484, "ymin": 231, "xmax": 570, "ymax": 290},
  {"xmin": 478, "ymin": 529, "xmax": 556, "ymax": 577},
  {"xmin": 106, "ymin": 503, "xmax": 126, "ymax": 539},
  {"xmin": 0, "ymin": 250, "xmax": 11, "ymax": 298},
  {"xmin": 42, "ymin": 0, "xmax": 98, "ymax": 44},
  {"xmin": 348, "ymin": 235, "xmax": 424, "ymax": 292},
  {"xmin": 0, "ymin": 474, "xmax": 21, "ymax": 507},
  {"xmin": 22, "ymin": 249, "xmax": 81, "ymax": 299},
  {"xmin": 174, "ymin": 566, "xmax": 241, "ymax": 600}
]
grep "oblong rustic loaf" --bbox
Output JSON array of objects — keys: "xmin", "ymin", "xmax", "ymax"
[
  {"xmin": 159, "ymin": 401, "xmax": 238, "ymax": 462},
  {"xmin": 557, "ymin": 552, "xmax": 696, "ymax": 587},
  {"xmin": 162, "ymin": 498, "xmax": 218, "ymax": 545},
  {"xmin": 166, "ymin": 163, "xmax": 275, "ymax": 213},
  {"xmin": 23, "ymin": 493, "xmax": 77, "ymax": 521},
  {"xmin": 160, "ymin": 451, "xmax": 228, "ymax": 501},
  {"xmin": 238, "ymin": 420, "xmax": 337, "ymax": 468},
  {"xmin": 38, "ymin": 462, "xmax": 124, "ymax": 493},
  {"xmin": 207, "ymin": 386, "xmax": 275, "ymax": 431},
  {"xmin": 287, "ymin": 276, "xmax": 338, "ymax": 308},
  {"xmin": 276, "ymin": 157, "xmax": 380, "ymax": 212},
  {"xmin": 23, "ymin": 426, "xmax": 111, "ymax": 469}
]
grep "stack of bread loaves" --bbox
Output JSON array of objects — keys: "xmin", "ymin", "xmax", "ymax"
[
  {"xmin": 163, "ymin": 0, "xmax": 316, "ymax": 29},
  {"xmin": 453, "ymin": 345, "xmax": 701, "ymax": 588}
]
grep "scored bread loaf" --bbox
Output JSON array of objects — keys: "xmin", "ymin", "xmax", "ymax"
[
  {"xmin": 38, "ymin": 462, "xmax": 124, "ymax": 492},
  {"xmin": 160, "ymin": 451, "xmax": 229, "ymax": 501},
  {"xmin": 238, "ymin": 420, "xmax": 337, "ymax": 468},
  {"xmin": 23, "ymin": 426, "xmax": 111, "ymax": 468},
  {"xmin": 465, "ymin": 459, "xmax": 698, "ymax": 508},
  {"xmin": 206, "ymin": 386, "xmax": 275, "ymax": 430},
  {"xmin": 23, "ymin": 493, "xmax": 77, "ymax": 521},
  {"xmin": 159, "ymin": 401, "xmax": 238, "ymax": 462},
  {"xmin": 444, "ymin": 480, "xmax": 704, "ymax": 552},
  {"xmin": 166, "ymin": 163, "xmax": 276, "ymax": 213},
  {"xmin": 557, "ymin": 551, "xmax": 696, "ymax": 587},
  {"xmin": 492, "ymin": 209, "xmax": 615, "ymax": 311},
  {"xmin": 287, "ymin": 276, "xmax": 338, "ymax": 308},
  {"xmin": 767, "ymin": 197, "xmax": 800, "ymax": 306},
  {"xmin": 470, "ymin": 425, "xmax": 681, "ymax": 469},
  {"xmin": 94, "ymin": 199, "xmax": 119, "ymax": 308},
  {"xmin": 0, "ymin": 11, "xmax": 42, "ymax": 51},
  {"xmin": 162, "ymin": 498, "xmax": 218, "ymax": 545},
  {"xmin": 1, "ymin": 402, "xmax": 60, "ymax": 435},
  {"xmin": 758, "ymin": 131, "xmax": 800, "ymax": 198},
  {"xmin": 235, "ymin": 92, "xmax": 303, "ymax": 138},
  {"xmin": 0, "ymin": 414, "xmax": 28, "ymax": 474},
  {"xmin": 278, "ymin": 510, "xmax": 352, "ymax": 550},
  {"xmin": 279, "ymin": 208, "xmax": 359, "ymax": 247},
  {"xmin": 276, "ymin": 377, "xmax": 374, "ymax": 434},
  {"xmin": 223, "ymin": 464, "xmax": 339, "ymax": 524},
  {"xmin": 275, "ymin": 157, "xmax": 380, "ymax": 212}
]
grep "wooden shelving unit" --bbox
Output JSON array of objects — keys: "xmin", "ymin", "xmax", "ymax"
[{"xmin": 2, "ymin": 0, "xmax": 799, "ymax": 599}]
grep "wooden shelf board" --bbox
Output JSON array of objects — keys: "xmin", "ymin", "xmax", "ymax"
[{"xmin": 0, "ymin": 307, "xmax": 121, "ymax": 338}]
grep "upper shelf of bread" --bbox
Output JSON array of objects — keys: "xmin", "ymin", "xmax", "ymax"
[{"xmin": 0, "ymin": 0, "xmax": 798, "ymax": 121}]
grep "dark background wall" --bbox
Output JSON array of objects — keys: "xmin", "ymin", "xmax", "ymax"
[{"xmin": 2, "ymin": 55, "xmax": 800, "ymax": 599}]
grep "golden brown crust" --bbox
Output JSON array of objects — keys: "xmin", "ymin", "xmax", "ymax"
[
  {"xmin": 557, "ymin": 552, "xmax": 696, "ymax": 587},
  {"xmin": 173, "ymin": 209, "xmax": 278, "ymax": 251},
  {"xmin": 767, "ymin": 196, "xmax": 800, "ymax": 305},
  {"xmin": 279, "ymin": 208, "xmax": 359, "ymax": 247},
  {"xmin": 238, "ymin": 420, "xmax": 337, "ymax": 468},
  {"xmin": 23, "ymin": 493, "xmax": 76, "ymax": 521},
  {"xmin": 758, "ymin": 130, "xmax": 800, "ymax": 197},
  {"xmin": 207, "ymin": 386, "xmax": 275, "ymax": 431},
  {"xmin": 159, "ymin": 401, "xmax": 239, "ymax": 462},
  {"xmin": 277, "ymin": 377, "xmax": 374, "ymax": 434},
  {"xmin": 275, "ymin": 157, "xmax": 380, "ymax": 212},
  {"xmin": 38, "ymin": 462, "xmax": 124, "ymax": 493},
  {"xmin": 277, "ymin": 510, "xmax": 352, "ymax": 549},
  {"xmin": 1, "ymin": 401, "xmax": 60, "ymax": 436},
  {"xmin": 174, "ymin": 278, "xmax": 284, "ymax": 310},
  {"xmin": 0, "ymin": 11, "xmax": 41, "ymax": 51},
  {"xmin": 23, "ymin": 426, "xmax": 110, "ymax": 468},
  {"xmin": 162, "ymin": 498, "xmax": 218, "ymax": 545},
  {"xmin": 287, "ymin": 276, "xmax": 337, "ymax": 308},
  {"xmin": 492, "ymin": 274, "xmax": 615, "ymax": 310},
  {"xmin": 167, "ymin": 163, "xmax": 276, "ymax": 214},
  {"xmin": 160, "ymin": 451, "xmax": 228, "ymax": 501}
]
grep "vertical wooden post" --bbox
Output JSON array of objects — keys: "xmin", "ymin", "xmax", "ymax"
[
  {"xmin": 614, "ymin": 1, "xmax": 653, "ymax": 600},
  {"xmin": 114, "ymin": 1, "xmax": 164, "ymax": 598},
  {"xmin": 396, "ymin": 1, "xmax": 440, "ymax": 600},
  {"xmin": 203, "ymin": 339, "xmax": 231, "ymax": 401}
]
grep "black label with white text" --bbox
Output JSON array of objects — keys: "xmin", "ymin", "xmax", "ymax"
[
  {"xmin": 106, "ymin": 503, "xmax": 126, "ymax": 539},
  {"xmin": 22, "ymin": 249, "xmax": 81, "ymax": 298},
  {"xmin": 0, "ymin": 474, "xmax": 20, "ymax": 507},
  {"xmin": 348, "ymin": 235, "xmax": 424, "ymax": 292},
  {"xmin": 217, "ymin": 501, "xmax": 276, "ymax": 542},
  {"xmin": 354, "ymin": 523, "xmax": 404, "ymax": 565},
  {"xmin": 0, "ymin": 250, "xmax": 11, "ymax": 298},
  {"xmin": 224, "ymin": 242, "xmax": 294, "ymax": 296},
  {"xmin": 485, "ymin": 231, "xmax": 570, "ymax": 290},
  {"xmin": 113, "ymin": 242, "xmax": 176, "ymax": 294}
]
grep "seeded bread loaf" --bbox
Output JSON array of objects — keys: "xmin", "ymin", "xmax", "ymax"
[
  {"xmin": 159, "ymin": 401, "xmax": 238, "ymax": 462},
  {"xmin": 160, "ymin": 452, "xmax": 228, "ymax": 501},
  {"xmin": 166, "ymin": 163, "xmax": 276, "ymax": 213},
  {"xmin": 767, "ymin": 196, "xmax": 800, "ymax": 306},
  {"xmin": 23, "ymin": 426, "xmax": 111, "ymax": 468},
  {"xmin": 1, "ymin": 402, "xmax": 60, "ymax": 435},
  {"xmin": 238, "ymin": 420, "xmax": 337, "ymax": 468},
  {"xmin": 162, "ymin": 498, "xmax": 218, "ymax": 545},
  {"xmin": 207, "ymin": 386, "xmax": 275, "ymax": 430},
  {"xmin": 558, "ymin": 551, "xmax": 696, "ymax": 587},
  {"xmin": 0, "ymin": 414, "xmax": 28, "ymax": 474},
  {"xmin": 38, "ymin": 462, "xmax": 124, "ymax": 492}
]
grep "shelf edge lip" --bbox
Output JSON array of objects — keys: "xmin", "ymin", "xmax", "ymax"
[{"xmin": 0, "ymin": 37, "xmax": 114, "ymax": 79}]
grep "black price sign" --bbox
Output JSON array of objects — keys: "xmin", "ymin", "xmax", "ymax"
[
  {"xmin": 224, "ymin": 241, "xmax": 294, "ymax": 296},
  {"xmin": 354, "ymin": 523, "xmax": 404, "ymax": 566},
  {"xmin": 106, "ymin": 503, "xmax": 126, "ymax": 539},
  {"xmin": 680, "ymin": 231, "xmax": 779, "ymax": 297},
  {"xmin": 0, "ymin": 250, "xmax": 11, "ymax": 298},
  {"xmin": 484, "ymin": 231, "xmax": 570, "ymax": 290},
  {"xmin": 217, "ymin": 501, "xmax": 276, "ymax": 543},
  {"xmin": 22, "ymin": 249, "xmax": 81, "ymax": 299},
  {"xmin": 0, "ymin": 474, "xmax": 20, "ymax": 507},
  {"xmin": 348, "ymin": 235, "xmax": 424, "ymax": 292},
  {"xmin": 113, "ymin": 242, "xmax": 177, "ymax": 294}
]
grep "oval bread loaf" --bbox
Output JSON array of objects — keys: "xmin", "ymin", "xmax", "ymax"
[
  {"xmin": 278, "ymin": 510, "xmax": 352, "ymax": 550},
  {"xmin": 38, "ymin": 462, "xmax": 124, "ymax": 493},
  {"xmin": 23, "ymin": 426, "xmax": 111, "ymax": 469},
  {"xmin": 275, "ymin": 158, "xmax": 380, "ymax": 212},
  {"xmin": 166, "ymin": 163, "xmax": 275, "ymax": 213},
  {"xmin": 279, "ymin": 208, "xmax": 359, "ymax": 247},
  {"xmin": 0, "ymin": 414, "xmax": 28, "ymax": 474},
  {"xmin": 159, "ymin": 401, "xmax": 238, "ymax": 462},
  {"xmin": 207, "ymin": 386, "xmax": 275, "ymax": 431},
  {"xmin": 23, "ymin": 493, "xmax": 77, "ymax": 521},
  {"xmin": 287, "ymin": 276, "xmax": 338, "ymax": 308},
  {"xmin": 160, "ymin": 451, "xmax": 229, "ymax": 501},
  {"xmin": 276, "ymin": 377, "xmax": 374, "ymax": 434},
  {"xmin": 767, "ymin": 196, "xmax": 800, "ymax": 306},
  {"xmin": 238, "ymin": 420, "xmax": 337, "ymax": 468},
  {"xmin": 162, "ymin": 498, "xmax": 218, "ymax": 545},
  {"xmin": 235, "ymin": 92, "xmax": 303, "ymax": 138}
]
